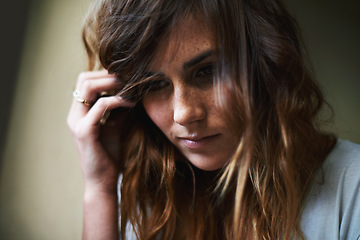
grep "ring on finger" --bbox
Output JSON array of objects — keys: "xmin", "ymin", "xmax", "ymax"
[{"xmin": 72, "ymin": 89, "xmax": 92, "ymax": 106}]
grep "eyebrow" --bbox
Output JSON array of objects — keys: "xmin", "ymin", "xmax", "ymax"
[
  {"xmin": 183, "ymin": 50, "xmax": 215, "ymax": 70},
  {"xmin": 144, "ymin": 50, "xmax": 215, "ymax": 78}
]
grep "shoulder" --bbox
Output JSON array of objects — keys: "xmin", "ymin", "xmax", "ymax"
[
  {"xmin": 325, "ymin": 139, "xmax": 360, "ymax": 170},
  {"xmin": 321, "ymin": 139, "xmax": 360, "ymax": 191},
  {"xmin": 301, "ymin": 139, "xmax": 360, "ymax": 240}
]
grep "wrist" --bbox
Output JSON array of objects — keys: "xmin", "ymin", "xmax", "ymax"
[
  {"xmin": 84, "ymin": 181, "xmax": 118, "ymax": 200},
  {"xmin": 83, "ymin": 189, "xmax": 117, "ymax": 205},
  {"xmin": 82, "ymin": 183, "xmax": 119, "ymax": 240}
]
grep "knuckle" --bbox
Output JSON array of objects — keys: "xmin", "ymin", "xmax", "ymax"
[
  {"xmin": 66, "ymin": 116, "xmax": 90, "ymax": 140},
  {"xmin": 72, "ymin": 124, "xmax": 90, "ymax": 140},
  {"xmin": 82, "ymin": 80, "xmax": 92, "ymax": 91},
  {"xmin": 77, "ymin": 71, "xmax": 91, "ymax": 86},
  {"xmin": 77, "ymin": 73, "xmax": 85, "ymax": 85},
  {"xmin": 96, "ymin": 97, "xmax": 108, "ymax": 108},
  {"xmin": 77, "ymin": 72, "xmax": 88, "ymax": 82},
  {"xmin": 66, "ymin": 116, "xmax": 72, "ymax": 128}
]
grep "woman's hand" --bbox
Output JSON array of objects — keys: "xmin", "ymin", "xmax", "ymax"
[
  {"xmin": 67, "ymin": 70, "xmax": 135, "ymax": 240},
  {"xmin": 67, "ymin": 70, "xmax": 135, "ymax": 192}
]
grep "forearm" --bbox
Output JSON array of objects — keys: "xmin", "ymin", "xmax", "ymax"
[
  {"xmin": 67, "ymin": 71, "xmax": 133, "ymax": 240},
  {"xmin": 82, "ymin": 188, "xmax": 119, "ymax": 240}
]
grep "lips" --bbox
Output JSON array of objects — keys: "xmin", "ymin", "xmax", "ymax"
[{"xmin": 178, "ymin": 134, "xmax": 220, "ymax": 149}]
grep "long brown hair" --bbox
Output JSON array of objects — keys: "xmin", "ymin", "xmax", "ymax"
[{"xmin": 82, "ymin": 0, "xmax": 335, "ymax": 239}]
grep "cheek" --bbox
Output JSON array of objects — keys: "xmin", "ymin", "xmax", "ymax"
[{"xmin": 142, "ymin": 97, "xmax": 171, "ymax": 132}]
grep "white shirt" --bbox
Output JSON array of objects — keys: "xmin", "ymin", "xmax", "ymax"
[{"xmin": 301, "ymin": 140, "xmax": 360, "ymax": 240}]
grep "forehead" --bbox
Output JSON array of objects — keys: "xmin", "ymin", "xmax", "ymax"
[{"xmin": 149, "ymin": 15, "xmax": 214, "ymax": 70}]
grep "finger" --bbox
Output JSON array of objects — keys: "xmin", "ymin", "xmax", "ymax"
[
  {"xmin": 72, "ymin": 72, "xmax": 120, "ymax": 119},
  {"xmin": 76, "ymin": 70, "xmax": 114, "ymax": 88},
  {"xmin": 77, "ymin": 77, "xmax": 122, "ymax": 104},
  {"xmin": 84, "ymin": 96, "xmax": 135, "ymax": 126}
]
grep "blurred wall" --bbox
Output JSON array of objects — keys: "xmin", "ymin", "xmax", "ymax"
[
  {"xmin": 0, "ymin": 0, "xmax": 30, "ymax": 163},
  {"xmin": 0, "ymin": 0, "xmax": 90, "ymax": 239},
  {"xmin": 0, "ymin": 0, "xmax": 359, "ymax": 239},
  {"xmin": 287, "ymin": 0, "xmax": 360, "ymax": 143}
]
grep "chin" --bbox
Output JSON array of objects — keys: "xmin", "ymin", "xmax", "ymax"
[{"xmin": 187, "ymin": 157, "xmax": 227, "ymax": 171}]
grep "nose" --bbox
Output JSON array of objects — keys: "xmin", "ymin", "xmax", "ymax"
[{"xmin": 173, "ymin": 85, "xmax": 206, "ymax": 126}]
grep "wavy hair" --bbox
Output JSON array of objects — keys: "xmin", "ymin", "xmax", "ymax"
[{"xmin": 82, "ymin": 0, "xmax": 335, "ymax": 239}]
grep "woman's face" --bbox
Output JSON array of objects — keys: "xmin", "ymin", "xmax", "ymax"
[{"xmin": 142, "ymin": 16, "xmax": 237, "ymax": 171}]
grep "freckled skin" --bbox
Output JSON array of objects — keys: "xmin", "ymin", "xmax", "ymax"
[{"xmin": 142, "ymin": 16, "xmax": 237, "ymax": 171}]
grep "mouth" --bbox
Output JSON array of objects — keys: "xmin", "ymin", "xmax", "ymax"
[{"xmin": 178, "ymin": 134, "xmax": 221, "ymax": 149}]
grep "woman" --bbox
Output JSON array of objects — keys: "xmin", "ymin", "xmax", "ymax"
[{"xmin": 67, "ymin": 0, "xmax": 360, "ymax": 239}]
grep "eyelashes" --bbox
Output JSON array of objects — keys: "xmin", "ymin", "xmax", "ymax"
[
  {"xmin": 143, "ymin": 79, "xmax": 170, "ymax": 93},
  {"xmin": 195, "ymin": 64, "xmax": 215, "ymax": 80},
  {"xmin": 120, "ymin": 63, "xmax": 217, "ymax": 100},
  {"xmin": 148, "ymin": 63, "xmax": 216, "ymax": 90}
]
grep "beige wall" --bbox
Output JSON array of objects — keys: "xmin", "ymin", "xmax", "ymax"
[
  {"xmin": 0, "ymin": 0, "xmax": 90, "ymax": 239},
  {"xmin": 0, "ymin": 0, "xmax": 359, "ymax": 239}
]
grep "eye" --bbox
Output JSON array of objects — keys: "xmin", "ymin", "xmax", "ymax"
[
  {"xmin": 145, "ymin": 79, "xmax": 170, "ymax": 93},
  {"xmin": 195, "ymin": 64, "xmax": 215, "ymax": 79},
  {"xmin": 192, "ymin": 64, "xmax": 216, "ymax": 88}
]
